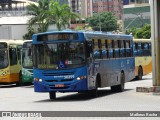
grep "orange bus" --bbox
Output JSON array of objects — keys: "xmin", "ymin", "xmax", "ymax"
[
  {"xmin": 0, "ymin": 40, "xmax": 24, "ymax": 85},
  {"xmin": 133, "ymin": 39, "xmax": 152, "ymax": 80}
]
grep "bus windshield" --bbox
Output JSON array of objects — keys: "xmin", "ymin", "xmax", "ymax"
[
  {"xmin": 0, "ymin": 49, "xmax": 8, "ymax": 69},
  {"xmin": 34, "ymin": 42, "xmax": 85, "ymax": 69},
  {"xmin": 22, "ymin": 48, "xmax": 33, "ymax": 68}
]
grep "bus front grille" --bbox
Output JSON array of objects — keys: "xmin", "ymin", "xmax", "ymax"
[
  {"xmin": 45, "ymin": 80, "xmax": 57, "ymax": 82},
  {"xmin": 45, "ymin": 79, "xmax": 73, "ymax": 83},
  {"xmin": 43, "ymin": 72, "xmax": 75, "ymax": 76},
  {"xmin": 50, "ymin": 86, "xmax": 69, "ymax": 89}
]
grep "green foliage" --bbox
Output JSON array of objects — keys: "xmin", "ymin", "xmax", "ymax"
[
  {"xmin": 125, "ymin": 27, "xmax": 137, "ymax": 35},
  {"xmin": 24, "ymin": 0, "xmax": 81, "ymax": 38},
  {"xmin": 137, "ymin": 24, "xmax": 151, "ymax": 39},
  {"xmin": 26, "ymin": 0, "xmax": 50, "ymax": 32},
  {"xmin": 48, "ymin": 1, "xmax": 81, "ymax": 31},
  {"xmin": 86, "ymin": 12, "xmax": 118, "ymax": 31},
  {"xmin": 23, "ymin": 27, "xmax": 35, "ymax": 40},
  {"xmin": 125, "ymin": 24, "xmax": 151, "ymax": 39},
  {"xmin": 75, "ymin": 26, "xmax": 84, "ymax": 30}
]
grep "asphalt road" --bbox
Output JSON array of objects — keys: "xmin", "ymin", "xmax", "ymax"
[{"xmin": 0, "ymin": 73, "xmax": 160, "ymax": 120}]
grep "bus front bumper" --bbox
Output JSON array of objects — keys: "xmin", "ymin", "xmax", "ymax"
[{"xmin": 34, "ymin": 80, "xmax": 88, "ymax": 92}]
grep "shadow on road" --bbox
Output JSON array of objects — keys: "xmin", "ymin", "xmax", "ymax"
[
  {"xmin": 0, "ymin": 83, "xmax": 33, "ymax": 88},
  {"xmin": 34, "ymin": 89, "xmax": 132, "ymax": 102},
  {"xmin": 21, "ymin": 85, "xmax": 34, "ymax": 88},
  {"xmin": 0, "ymin": 84, "xmax": 17, "ymax": 88},
  {"xmin": 130, "ymin": 77, "xmax": 152, "ymax": 82}
]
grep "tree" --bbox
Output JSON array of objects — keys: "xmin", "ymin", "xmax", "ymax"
[
  {"xmin": 86, "ymin": 12, "xmax": 118, "ymax": 31},
  {"xmin": 135, "ymin": 24, "xmax": 151, "ymax": 39},
  {"xmin": 125, "ymin": 27, "xmax": 137, "ymax": 36},
  {"xmin": 26, "ymin": 0, "xmax": 50, "ymax": 33},
  {"xmin": 126, "ymin": 24, "xmax": 151, "ymax": 39},
  {"xmin": 23, "ymin": 26, "xmax": 35, "ymax": 40},
  {"xmin": 75, "ymin": 26, "xmax": 84, "ymax": 30},
  {"xmin": 48, "ymin": 1, "xmax": 81, "ymax": 31}
]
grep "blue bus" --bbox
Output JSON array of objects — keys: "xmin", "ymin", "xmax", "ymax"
[{"xmin": 32, "ymin": 31, "xmax": 135, "ymax": 99}]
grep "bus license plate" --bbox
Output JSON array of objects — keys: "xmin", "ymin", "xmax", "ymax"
[{"xmin": 55, "ymin": 84, "xmax": 64, "ymax": 87}]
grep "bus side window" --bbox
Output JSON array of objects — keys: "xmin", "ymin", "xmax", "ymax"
[
  {"xmin": 119, "ymin": 40, "xmax": 125, "ymax": 57},
  {"xmin": 130, "ymin": 40, "xmax": 133, "ymax": 57},
  {"xmin": 137, "ymin": 43, "xmax": 142, "ymax": 56},
  {"xmin": 113, "ymin": 40, "xmax": 119, "ymax": 58},
  {"xmin": 98, "ymin": 39, "xmax": 102, "ymax": 59},
  {"xmin": 86, "ymin": 41, "xmax": 93, "ymax": 58},
  {"xmin": 134, "ymin": 43, "xmax": 138, "ymax": 56},
  {"xmin": 149, "ymin": 42, "xmax": 152, "ymax": 55},
  {"xmin": 107, "ymin": 40, "xmax": 113, "ymax": 58},
  {"xmin": 125, "ymin": 40, "xmax": 131, "ymax": 57},
  {"xmin": 101, "ymin": 40, "xmax": 107, "ymax": 59},
  {"xmin": 143, "ymin": 42, "xmax": 150, "ymax": 56},
  {"xmin": 93, "ymin": 39, "xmax": 100, "ymax": 59},
  {"xmin": 17, "ymin": 45, "xmax": 22, "ymax": 65},
  {"xmin": 105, "ymin": 40, "xmax": 109, "ymax": 59},
  {"xmin": 9, "ymin": 48, "xmax": 17, "ymax": 65}
]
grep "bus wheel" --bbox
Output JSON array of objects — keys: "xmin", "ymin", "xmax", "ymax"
[
  {"xmin": 137, "ymin": 67, "xmax": 143, "ymax": 80},
  {"xmin": 119, "ymin": 72, "xmax": 125, "ymax": 92},
  {"xmin": 16, "ymin": 72, "xmax": 23, "ymax": 86},
  {"xmin": 111, "ymin": 72, "xmax": 125, "ymax": 92},
  {"xmin": 49, "ymin": 92, "xmax": 56, "ymax": 100},
  {"xmin": 90, "ymin": 80, "xmax": 98, "ymax": 98}
]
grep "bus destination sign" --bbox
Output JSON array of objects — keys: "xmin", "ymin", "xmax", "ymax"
[{"xmin": 37, "ymin": 33, "xmax": 78, "ymax": 41}]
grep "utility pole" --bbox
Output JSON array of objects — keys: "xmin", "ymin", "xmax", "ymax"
[{"xmin": 151, "ymin": 0, "xmax": 160, "ymax": 86}]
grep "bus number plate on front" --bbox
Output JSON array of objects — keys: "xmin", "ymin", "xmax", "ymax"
[{"xmin": 55, "ymin": 84, "xmax": 64, "ymax": 87}]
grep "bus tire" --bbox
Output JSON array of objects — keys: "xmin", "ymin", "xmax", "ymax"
[
  {"xmin": 137, "ymin": 67, "xmax": 143, "ymax": 80},
  {"xmin": 16, "ymin": 72, "xmax": 23, "ymax": 86},
  {"xmin": 118, "ymin": 72, "xmax": 125, "ymax": 92},
  {"xmin": 49, "ymin": 92, "xmax": 56, "ymax": 100},
  {"xmin": 111, "ymin": 72, "xmax": 125, "ymax": 92},
  {"xmin": 90, "ymin": 80, "xmax": 98, "ymax": 98}
]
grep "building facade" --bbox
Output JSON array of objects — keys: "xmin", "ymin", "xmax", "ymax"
[
  {"xmin": 68, "ymin": 0, "xmax": 92, "ymax": 18},
  {"xmin": 123, "ymin": 2, "xmax": 150, "ymax": 31},
  {"xmin": 123, "ymin": 0, "xmax": 149, "ymax": 5},
  {"xmin": 0, "ymin": 0, "xmax": 37, "ymax": 39},
  {"xmin": 92, "ymin": 0, "xmax": 123, "ymax": 20}
]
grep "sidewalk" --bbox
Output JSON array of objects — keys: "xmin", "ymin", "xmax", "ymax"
[{"xmin": 136, "ymin": 73, "xmax": 160, "ymax": 93}]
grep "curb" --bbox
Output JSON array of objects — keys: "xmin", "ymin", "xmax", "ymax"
[{"xmin": 136, "ymin": 86, "xmax": 160, "ymax": 93}]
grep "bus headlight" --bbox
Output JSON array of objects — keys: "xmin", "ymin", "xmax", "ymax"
[
  {"xmin": 34, "ymin": 78, "xmax": 42, "ymax": 82},
  {"xmin": 76, "ymin": 76, "xmax": 86, "ymax": 80},
  {"xmin": 39, "ymin": 79, "xmax": 42, "ymax": 82}
]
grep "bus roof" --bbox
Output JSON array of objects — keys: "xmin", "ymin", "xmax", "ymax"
[
  {"xmin": 0, "ymin": 39, "xmax": 24, "ymax": 45},
  {"xmin": 84, "ymin": 32, "xmax": 133, "ymax": 41},
  {"xmin": 23, "ymin": 40, "xmax": 32, "ymax": 43},
  {"xmin": 133, "ymin": 39, "xmax": 151, "ymax": 42},
  {"xmin": 33, "ymin": 31, "xmax": 133, "ymax": 41}
]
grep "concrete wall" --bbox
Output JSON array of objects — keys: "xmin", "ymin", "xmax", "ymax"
[
  {"xmin": 0, "ymin": 24, "xmax": 28, "ymax": 39},
  {"xmin": 0, "ymin": 24, "xmax": 58, "ymax": 40}
]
